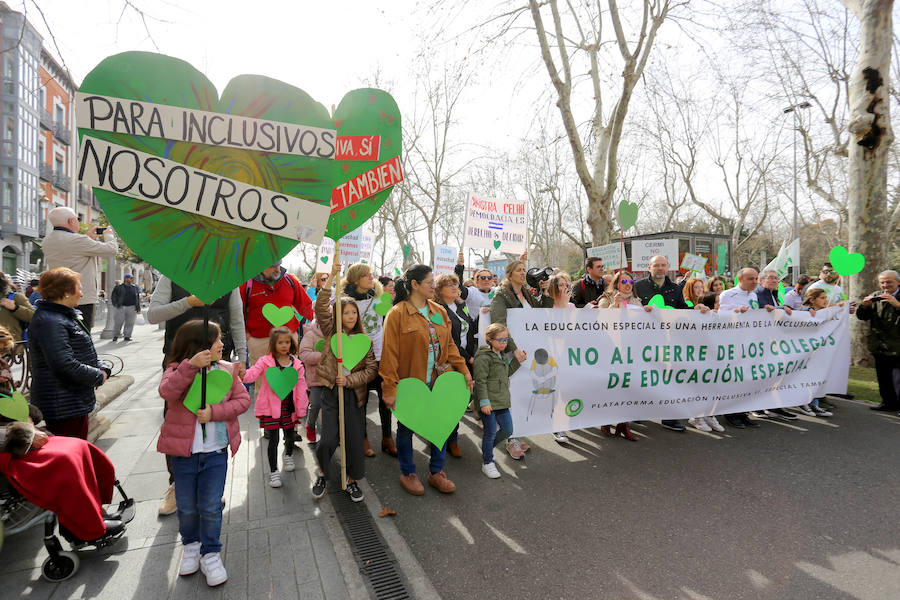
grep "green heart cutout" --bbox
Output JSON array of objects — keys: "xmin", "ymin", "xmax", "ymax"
[
  {"xmin": 330, "ymin": 332, "xmax": 372, "ymax": 370},
  {"xmin": 392, "ymin": 371, "xmax": 469, "ymax": 448},
  {"xmin": 0, "ymin": 390, "xmax": 28, "ymax": 422},
  {"xmin": 373, "ymin": 292, "xmax": 392, "ymax": 316},
  {"xmin": 828, "ymin": 245, "xmax": 866, "ymax": 276},
  {"xmin": 78, "ymin": 52, "xmax": 401, "ymax": 303},
  {"xmin": 489, "ymin": 290, "xmax": 496, "ymax": 299},
  {"xmin": 429, "ymin": 313, "xmax": 443, "ymax": 326},
  {"xmin": 402, "ymin": 244, "xmax": 412, "ymax": 259},
  {"xmin": 685, "ymin": 300, "xmax": 694, "ymax": 308},
  {"xmin": 320, "ymin": 256, "xmax": 329, "ymax": 264},
  {"xmin": 394, "ymin": 267, "xmax": 402, "ymax": 276},
  {"xmin": 183, "ymin": 369, "xmax": 233, "ymax": 414},
  {"xmin": 617, "ymin": 200, "xmax": 639, "ymax": 231},
  {"xmin": 262, "ymin": 303, "xmax": 294, "ymax": 327},
  {"xmin": 648, "ymin": 294, "xmax": 673, "ymax": 309},
  {"xmin": 315, "ymin": 339, "xmax": 325, "ymax": 352},
  {"xmin": 265, "ymin": 366, "xmax": 299, "ymax": 398},
  {"xmin": 493, "ymin": 240, "xmax": 501, "ymax": 249}
]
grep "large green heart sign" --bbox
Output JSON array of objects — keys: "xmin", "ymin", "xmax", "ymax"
[
  {"xmin": 183, "ymin": 369, "xmax": 233, "ymax": 414},
  {"xmin": 828, "ymin": 245, "xmax": 866, "ymax": 276},
  {"xmin": 265, "ymin": 366, "xmax": 299, "ymax": 398},
  {"xmin": 77, "ymin": 52, "xmax": 402, "ymax": 303},
  {"xmin": 0, "ymin": 391, "xmax": 28, "ymax": 423},
  {"xmin": 617, "ymin": 200, "xmax": 639, "ymax": 231},
  {"xmin": 330, "ymin": 333, "xmax": 372, "ymax": 370},
  {"xmin": 392, "ymin": 371, "xmax": 469, "ymax": 448}
]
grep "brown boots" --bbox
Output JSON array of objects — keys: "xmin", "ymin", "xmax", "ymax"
[
  {"xmin": 363, "ymin": 437, "xmax": 376, "ymax": 457},
  {"xmin": 381, "ymin": 437, "xmax": 398, "ymax": 456},
  {"xmin": 600, "ymin": 423, "xmax": 638, "ymax": 441}
]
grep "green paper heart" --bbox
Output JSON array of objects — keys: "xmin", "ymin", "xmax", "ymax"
[
  {"xmin": 315, "ymin": 339, "xmax": 325, "ymax": 352},
  {"xmin": 648, "ymin": 294, "xmax": 673, "ymax": 309},
  {"xmin": 330, "ymin": 332, "xmax": 372, "ymax": 370},
  {"xmin": 429, "ymin": 313, "xmax": 443, "ymax": 326},
  {"xmin": 493, "ymin": 240, "xmax": 501, "ymax": 249},
  {"xmin": 402, "ymin": 244, "xmax": 411, "ymax": 259},
  {"xmin": 265, "ymin": 366, "xmax": 299, "ymax": 398},
  {"xmin": 828, "ymin": 245, "xmax": 866, "ymax": 276},
  {"xmin": 262, "ymin": 303, "xmax": 294, "ymax": 327},
  {"xmin": 749, "ymin": 299, "xmax": 760, "ymax": 309},
  {"xmin": 394, "ymin": 267, "xmax": 402, "ymax": 276},
  {"xmin": 78, "ymin": 52, "xmax": 401, "ymax": 303},
  {"xmin": 392, "ymin": 371, "xmax": 469, "ymax": 448},
  {"xmin": 373, "ymin": 292, "xmax": 392, "ymax": 316},
  {"xmin": 685, "ymin": 300, "xmax": 694, "ymax": 308},
  {"xmin": 183, "ymin": 369, "xmax": 232, "ymax": 414},
  {"xmin": 0, "ymin": 390, "xmax": 28, "ymax": 422},
  {"xmin": 617, "ymin": 200, "xmax": 639, "ymax": 231},
  {"xmin": 489, "ymin": 290, "xmax": 496, "ymax": 299},
  {"xmin": 320, "ymin": 256, "xmax": 329, "ymax": 264}
]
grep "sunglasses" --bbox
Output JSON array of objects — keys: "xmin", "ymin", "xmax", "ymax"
[
  {"xmin": 477, "ymin": 275, "xmax": 492, "ymax": 280},
  {"xmin": 492, "ymin": 337, "xmax": 510, "ymax": 343},
  {"xmin": 620, "ymin": 279, "xmax": 635, "ymax": 284},
  {"xmin": 821, "ymin": 269, "xmax": 835, "ymax": 274}
]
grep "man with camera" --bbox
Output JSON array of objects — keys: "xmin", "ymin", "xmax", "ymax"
[
  {"xmin": 42, "ymin": 206, "xmax": 118, "ymax": 329},
  {"xmin": 572, "ymin": 257, "xmax": 606, "ymax": 307},
  {"xmin": 527, "ymin": 266, "xmax": 555, "ymax": 304},
  {"xmin": 856, "ymin": 270, "xmax": 900, "ymax": 412}
]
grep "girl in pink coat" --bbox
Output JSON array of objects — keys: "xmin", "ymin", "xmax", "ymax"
[
  {"xmin": 243, "ymin": 326, "xmax": 308, "ymax": 488},
  {"xmin": 158, "ymin": 319, "xmax": 250, "ymax": 588}
]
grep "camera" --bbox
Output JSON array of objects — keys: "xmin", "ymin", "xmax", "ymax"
[
  {"xmin": 95, "ymin": 226, "xmax": 107, "ymax": 234},
  {"xmin": 526, "ymin": 266, "xmax": 555, "ymax": 289}
]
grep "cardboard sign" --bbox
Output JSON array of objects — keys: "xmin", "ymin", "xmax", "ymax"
[
  {"xmin": 631, "ymin": 239, "xmax": 678, "ymax": 271},
  {"xmin": 433, "ymin": 244, "xmax": 457, "ymax": 275},
  {"xmin": 359, "ymin": 229, "xmax": 374, "ymax": 265},
  {"xmin": 316, "ymin": 230, "xmax": 372, "ymax": 273},
  {"xmin": 587, "ymin": 242, "xmax": 627, "ymax": 270},
  {"xmin": 334, "ymin": 135, "xmax": 381, "ymax": 161},
  {"xmin": 462, "ymin": 193, "xmax": 527, "ymax": 254},
  {"xmin": 680, "ymin": 252, "xmax": 708, "ymax": 273},
  {"xmin": 330, "ymin": 156, "xmax": 403, "ymax": 213}
]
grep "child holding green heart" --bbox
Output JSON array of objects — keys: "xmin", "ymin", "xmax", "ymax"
[
  {"xmin": 242, "ymin": 326, "xmax": 308, "ymax": 489},
  {"xmin": 157, "ymin": 320, "xmax": 250, "ymax": 588}
]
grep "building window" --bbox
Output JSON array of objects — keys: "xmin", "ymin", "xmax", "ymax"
[
  {"xmin": 54, "ymin": 105, "xmax": 64, "ymax": 124},
  {"xmin": 54, "ymin": 155, "xmax": 63, "ymax": 173}
]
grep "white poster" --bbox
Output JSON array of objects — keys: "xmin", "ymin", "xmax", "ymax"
[
  {"xmin": 462, "ymin": 193, "xmax": 527, "ymax": 255},
  {"xmin": 434, "ymin": 244, "xmax": 458, "ymax": 275},
  {"xmin": 587, "ymin": 242, "xmax": 628, "ymax": 270},
  {"xmin": 504, "ymin": 305, "xmax": 850, "ymax": 437},
  {"xmin": 316, "ymin": 231, "xmax": 365, "ymax": 273},
  {"xmin": 359, "ymin": 230, "xmax": 375, "ymax": 265},
  {"xmin": 631, "ymin": 239, "xmax": 679, "ymax": 271}
]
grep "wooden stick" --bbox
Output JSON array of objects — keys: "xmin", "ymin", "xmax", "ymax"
[{"xmin": 334, "ymin": 242, "xmax": 348, "ymax": 491}]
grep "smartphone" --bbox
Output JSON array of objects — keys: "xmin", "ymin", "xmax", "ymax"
[{"xmin": 95, "ymin": 226, "xmax": 107, "ymax": 234}]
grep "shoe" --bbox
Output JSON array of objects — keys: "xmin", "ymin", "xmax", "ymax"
[
  {"xmin": 102, "ymin": 519, "xmax": 124, "ymax": 538},
  {"xmin": 705, "ymin": 416, "xmax": 725, "ymax": 432},
  {"xmin": 660, "ymin": 420, "xmax": 686, "ymax": 432},
  {"xmin": 112, "ymin": 336, "xmax": 118, "ymax": 342},
  {"xmin": 751, "ymin": 411, "xmax": 767, "ymax": 418},
  {"xmin": 306, "ymin": 425, "xmax": 317, "ymax": 443},
  {"xmin": 506, "ymin": 440, "xmax": 525, "ymax": 460},
  {"xmin": 741, "ymin": 414, "xmax": 761, "ymax": 428},
  {"xmin": 871, "ymin": 403, "xmax": 898, "ymax": 412},
  {"xmin": 363, "ymin": 437, "xmax": 376, "ymax": 457},
  {"xmin": 269, "ymin": 471, "xmax": 282, "ymax": 488},
  {"xmin": 552, "ymin": 431, "xmax": 569, "ymax": 444},
  {"xmin": 818, "ymin": 399, "xmax": 837, "ymax": 410},
  {"xmin": 124, "ymin": 337, "xmax": 132, "ymax": 341},
  {"xmin": 263, "ymin": 430, "xmax": 271, "ymax": 439},
  {"xmin": 179, "ymin": 541, "xmax": 201, "ymax": 576},
  {"xmin": 448, "ymin": 441, "xmax": 462, "ymax": 457},
  {"xmin": 689, "ymin": 418, "xmax": 711, "ymax": 432},
  {"xmin": 158, "ymin": 485, "xmax": 177, "ymax": 516},
  {"xmin": 615, "ymin": 422, "xmax": 638, "ymax": 441},
  {"xmin": 381, "ymin": 437, "xmax": 398, "ymax": 456},
  {"xmin": 283, "ymin": 454, "xmax": 295, "ymax": 472},
  {"xmin": 482, "ymin": 462, "xmax": 501, "ymax": 478},
  {"xmin": 346, "ymin": 481, "xmax": 364, "ymax": 502},
  {"xmin": 200, "ymin": 552, "xmax": 228, "ymax": 587},
  {"xmin": 768, "ymin": 408, "xmax": 798, "ymax": 420},
  {"xmin": 427, "ymin": 471, "xmax": 456, "ymax": 493},
  {"xmin": 724, "ymin": 414, "xmax": 746, "ymax": 428},
  {"xmin": 311, "ymin": 474, "xmax": 326, "ymax": 499},
  {"xmin": 812, "ymin": 405, "xmax": 833, "ymax": 417},
  {"xmin": 600, "ymin": 425, "xmax": 614, "ymax": 437},
  {"xmin": 400, "ymin": 473, "xmax": 425, "ymax": 495},
  {"xmin": 796, "ymin": 405, "xmax": 816, "ymax": 416},
  {"xmin": 515, "ymin": 438, "xmax": 531, "ymax": 452}
]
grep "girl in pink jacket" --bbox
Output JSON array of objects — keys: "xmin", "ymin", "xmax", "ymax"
[
  {"xmin": 158, "ymin": 320, "xmax": 250, "ymax": 588},
  {"xmin": 243, "ymin": 326, "xmax": 308, "ymax": 488}
]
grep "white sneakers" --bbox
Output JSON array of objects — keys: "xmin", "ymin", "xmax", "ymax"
[
  {"xmin": 269, "ymin": 471, "xmax": 282, "ymax": 488},
  {"xmin": 705, "ymin": 416, "xmax": 725, "ymax": 432},
  {"xmin": 689, "ymin": 417, "xmax": 725, "ymax": 432},
  {"xmin": 283, "ymin": 454, "xmax": 295, "ymax": 472},
  {"xmin": 200, "ymin": 552, "xmax": 228, "ymax": 586},
  {"xmin": 179, "ymin": 541, "xmax": 201, "ymax": 576},
  {"xmin": 482, "ymin": 462, "xmax": 501, "ymax": 479}
]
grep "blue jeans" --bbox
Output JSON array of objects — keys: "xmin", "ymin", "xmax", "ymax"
[
  {"xmin": 481, "ymin": 408, "xmax": 513, "ymax": 464},
  {"xmin": 171, "ymin": 449, "xmax": 228, "ymax": 555},
  {"xmin": 396, "ymin": 421, "xmax": 447, "ymax": 475}
]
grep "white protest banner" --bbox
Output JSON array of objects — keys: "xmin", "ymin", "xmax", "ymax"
[
  {"xmin": 78, "ymin": 136, "xmax": 329, "ymax": 244},
  {"xmin": 680, "ymin": 252, "xmax": 708, "ymax": 273},
  {"xmin": 359, "ymin": 230, "xmax": 374, "ymax": 265},
  {"xmin": 434, "ymin": 244, "xmax": 458, "ymax": 275},
  {"xmin": 463, "ymin": 193, "xmax": 527, "ymax": 255},
  {"xmin": 631, "ymin": 239, "xmax": 678, "ymax": 271},
  {"xmin": 505, "ymin": 306, "xmax": 850, "ymax": 437},
  {"xmin": 587, "ymin": 242, "xmax": 628, "ymax": 270}
]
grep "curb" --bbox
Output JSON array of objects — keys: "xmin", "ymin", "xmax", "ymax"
[{"xmin": 88, "ymin": 374, "xmax": 134, "ymax": 442}]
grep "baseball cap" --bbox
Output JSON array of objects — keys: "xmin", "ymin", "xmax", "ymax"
[{"xmin": 124, "ymin": 273, "xmax": 133, "ymax": 279}]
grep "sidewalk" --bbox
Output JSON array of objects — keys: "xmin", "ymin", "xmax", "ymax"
[{"xmin": 0, "ymin": 320, "xmax": 374, "ymax": 599}]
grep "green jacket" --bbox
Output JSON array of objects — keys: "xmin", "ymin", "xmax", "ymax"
[
  {"xmin": 489, "ymin": 285, "xmax": 552, "ymax": 353},
  {"xmin": 856, "ymin": 296, "xmax": 900, "ymax": 356},
  {"xmin": 473, "ymin": 344, "xmax": 521, "ymax": 410}
]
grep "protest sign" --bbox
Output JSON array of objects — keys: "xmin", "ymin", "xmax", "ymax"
[
  {"xmin": 434, "ymin": 244, "xmax": 458, "ymax": 275},
  {"xmin": 680, "ymin": 252, "xmax": 708, "ymax": 273},
  {"xmin": 462, "ymin": 194, "xmax": 527, "ymax": 254},
  {"xmin": 504, "ymin": 306, "xmax": 850, "ymax": 437},
  {"xmin": 316, "ymin": 232, "xmax": 370, "ymax": 273},
  {"xmin": 359, "ymin": 230, "xmax": 374, "ymax": 265},
  {"xmin": 587, "ymin": 242, "xmax": 628, "ymax": 270},
  {"xmin": 631, "ymin": 239, "xmax": 678, "ymax": 271}
]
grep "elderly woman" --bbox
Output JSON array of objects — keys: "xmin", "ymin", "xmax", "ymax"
[{"xmin": 28, "ymin": 267, "xmax": 109, "ymax": 439}]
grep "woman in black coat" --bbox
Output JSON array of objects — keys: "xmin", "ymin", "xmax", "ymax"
[
  {"xmin": 435, "ymin": 272, "xmax": 477, "ymax": 458},
  {"xmin": 29, "ymin": 267, "xmax": 109, "ymax": 439}
]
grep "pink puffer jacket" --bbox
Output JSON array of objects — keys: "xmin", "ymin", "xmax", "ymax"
[
  {"xmin": 242, "ymin": 354, "xmax": 308, "ymax": 420},
  {"xmin": 157, "ymin": 360, "xmax": 250, "ymax": 458},
  {"xmin": 297, "ymin": 321, "xmax": 324, "ymax": 386}
]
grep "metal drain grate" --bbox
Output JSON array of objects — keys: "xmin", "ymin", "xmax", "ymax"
[{"xmin": 331, "ymin": 490, "xmax": 412, "ymax": 600}]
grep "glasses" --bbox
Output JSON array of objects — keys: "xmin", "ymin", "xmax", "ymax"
[
  {"xmin": 620, "ymin": 279, "xmax": 635, "ymax": 284},
  {"xmin": 492, "ymin": 337, "xmax": 510, "ymax": 343},
  {"xmin": 478, "ymin": 275, "xmax": 492, "ymax": 280},
  {"xmin": 821, "ymin": 269, "xmax": 834, "ymax": 274}
]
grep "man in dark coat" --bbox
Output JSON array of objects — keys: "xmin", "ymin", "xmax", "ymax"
[{"xmin": 857, "ymin": 270, "xmax": 900, "ymax": 412}]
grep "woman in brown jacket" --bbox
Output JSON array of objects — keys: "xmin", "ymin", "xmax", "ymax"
[
  {"xmin": 310, "ymin": 259, "xmax": 377, "ymax": 503},
  {"xmin": 380, "ymin": 264, "xmax": 472, "ymax": 496}
]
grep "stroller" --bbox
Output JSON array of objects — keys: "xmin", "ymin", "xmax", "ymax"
[{"xmin": 0, "ymin": 469, "xmax": 135, "ymax": 582}]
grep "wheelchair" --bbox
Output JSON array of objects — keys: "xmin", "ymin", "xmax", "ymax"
[{"xmin": 0, "ymin": 473, "xmax": 135, "ymax": 582}]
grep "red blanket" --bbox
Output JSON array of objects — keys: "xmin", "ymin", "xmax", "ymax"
[{"xmin": 0, "ymin": 436, "xmax": 114, "ymax": 541}]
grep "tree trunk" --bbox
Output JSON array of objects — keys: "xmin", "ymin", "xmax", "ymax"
[{"xmin": 842, "ymin": 0, "xmax": 894, "ymax": 365}]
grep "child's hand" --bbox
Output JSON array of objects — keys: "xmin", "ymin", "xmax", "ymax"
[
  {"xmin": 513, "ymin": 349, "xmax": 527, "ymax": 363},
  {"xmin": 481, "ymin": 405, "xmax": 492, "ymax": 415},
  {"xmin": 335, "ymin": 373, "xmax": 347, "ymax": 387},
  {"xmin": 197, "ymin": 406, "xmax": 212, "ymax": 424},
  {"xmin": 465, "ymin": 373, "xmax": 474, "ymax": 392},
  {"xmin": 190, "ymin": 350, "xmax": 212, "ymax": 368}
]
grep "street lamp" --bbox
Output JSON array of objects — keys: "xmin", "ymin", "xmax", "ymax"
[{"xmin": 782, "ymin": 101, "xmax": 811, "ymax": 286}]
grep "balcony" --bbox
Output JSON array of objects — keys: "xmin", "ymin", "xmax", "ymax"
[
  {"xmin": 52, "ymin": 172, "xmax": 69, "ymax": 192},
  {"xmin": 52, "ymin": 123, "xmax": 70, "ymax": 145},
  {"xmin": 39, "ymin": 109, "xmax": 52, "ymax": 130},
  {"xmin": 39, "ymin": 163, "xmax": 53, "ymax": 181}
]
